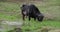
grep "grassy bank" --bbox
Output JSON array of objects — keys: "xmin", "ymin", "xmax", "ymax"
[{"xmin": 0, "ymin": 0, "xmax": 60, "ymax": 32}]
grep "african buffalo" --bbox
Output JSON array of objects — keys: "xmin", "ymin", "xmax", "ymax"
[{"xmin": 21, "ymin": 4, "xmax": 44, "ymax": 22}]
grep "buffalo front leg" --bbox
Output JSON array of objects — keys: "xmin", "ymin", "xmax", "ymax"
[{"xmin": 34, "ymin": 17, "xmax": 36, "ymax": 21}]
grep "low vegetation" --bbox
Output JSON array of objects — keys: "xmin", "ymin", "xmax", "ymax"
[{"xmin": 0, "ymin": 0, "xmax": 60, "ymax": 32}]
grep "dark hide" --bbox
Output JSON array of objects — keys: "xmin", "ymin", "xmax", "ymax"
[{"xmin": 21, "ymin": 4, "xmax": 44, "ymax": 22}]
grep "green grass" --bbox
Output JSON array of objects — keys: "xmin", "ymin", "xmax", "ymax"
[
  {"xmin": 0, "ymin": 0, "xmax": 60, "ymax": 32},
  {"xmin": 2, "ymin": 20, "xmax": 60, "ymax": 32},
  {"xmin": 0, "ymin": 2, "xmax": 21, "ymax": 20},
  {"xmin": 21, "ymin": 20, "xmax": 60, "ymax": 32},
  {"xmin": 0, "ymin": 0, "xmax": 60, "ymax": 20}
]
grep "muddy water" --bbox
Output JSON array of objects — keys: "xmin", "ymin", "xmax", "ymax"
[{"xmin": 0, "ymin": 20, "xmax": 23, "ymax": 32}]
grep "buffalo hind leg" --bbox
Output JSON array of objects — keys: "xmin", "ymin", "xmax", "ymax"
[
  {"xmin": 22, "ymin": 15, "xmax": 25, "ymax": 21},
  {"xmin": 29, "ymin": 16, "xmax": 31, "ymax": 21}
]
